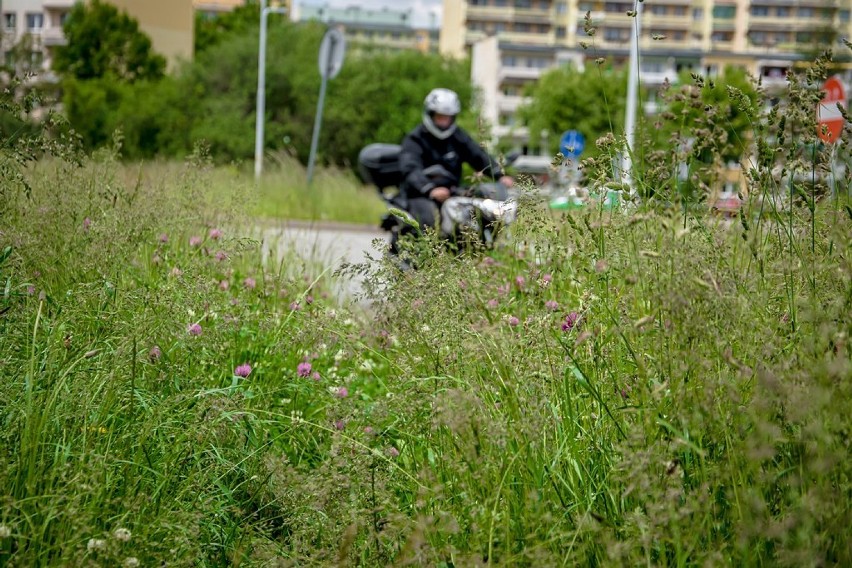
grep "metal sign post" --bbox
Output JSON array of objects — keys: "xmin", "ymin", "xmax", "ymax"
[
  {"xmin": 254, "ymin": 1, "xmax": 288, "ymax": 181},
  {"xmin": 306, "ymin": 27, "xmax": 346, "ymax": 186}
]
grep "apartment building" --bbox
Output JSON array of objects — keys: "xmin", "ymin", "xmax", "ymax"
[
  {"xmin": 292, "ymin": 2, "xmax": 440, "ymax": 53},
  {"xmin": 194, "ymin": 0, "xmax": 292, "ymax": 19},
  {"xmin": 1, "ymin": 0, "xmax": 194, "ymax": 76},
  {"xmin": 442, "ymin": 0, "xmax": 852, "ymax": 142}
]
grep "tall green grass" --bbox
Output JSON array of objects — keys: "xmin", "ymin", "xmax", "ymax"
[{"xmin": 2, "ymin": 53, "xmax": 851, "ymax": 566}]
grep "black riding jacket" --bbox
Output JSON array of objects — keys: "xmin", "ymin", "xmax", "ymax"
[{"xmin": 399, "ymin": 124, "xmax": 503, "ymax": 198}]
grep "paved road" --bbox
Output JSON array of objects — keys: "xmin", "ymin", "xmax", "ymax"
[{"xmin": 257, "ymin": 220, "xmax": 388, "ymax": 305}]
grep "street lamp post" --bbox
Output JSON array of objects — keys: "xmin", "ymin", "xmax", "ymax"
[
  {"xmin": 255, "ymin": 0, "xmax": 288, "ymax": 181},
  {"xmin": 622, "ymin": 0, "xmax": 643, "ymax": 198}
]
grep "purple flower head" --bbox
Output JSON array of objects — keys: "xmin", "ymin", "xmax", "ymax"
[
  {"xmin": 508, "ymin": 316, "xmax": 520, "ymax": 327},
  {"xmin": 234, "ymin": 363, "xmax": 252, "ymax": 378},
  {"xmin": 487, "ymin": 299, "xmax": 499, "ymax": 309},
  {"xmin": 297, "ymin": 361, "xmax": 312, "ymax": 377},
  {"xmin": 305, "ymin": 295, "xmax": 314, "ymax": 305},
  {"xmin": 215, "ymin": 250, "xmax": 227, "ymax": 262},
  {"xmin": 363, "ymin": 426, "xmax": 375, "ymax": 435},
  {"xmin": 189, "ymin": 236, "xmax": 203, "ymax": 247},
  {"xmin": 159, "ymin": 233, "xmax": 169, "ymax": 243},
  {"xmin": 83, "ymin": 217, "xmax": 92, "ymax": 231},
  {"xmin": 542, "ymin": 273, "xmax": 553, "ymax": 284},
  {"xmin": 497, "ymin": 283, "xmax": 510, "ymax": 295},
  {"xmin": 151, "ymin": 254, "xmax": 161, "ymax": 265},
  {"xmin": 545, "ymin": 300, "xmax": 559, "ymax": 311},
  {"xmin": 170, "ymin": 267, "xmax": 182, "ymax": 278},
  {"xmin": 482, "ymin": 256, "xmax": 496, "ymax": 267},
  {"xmin": 243, "ymin": 277, "xmax": 256, "ymax": 290},
  {"xmin": 334, "ymin": 419, "xmax": 346, "ymax": 431},
  {"xmin": 208, "ymin": 228, "xmax": 223, "ymax": 240},
  {"xmin": 289, "ymin": 301, "xmax": 301, "ymax": 311},
  {"xmin": 386, "ymin": 446, "xmax": 400, "ymax": 458},
  {"xmin": 561, "ymin": 311, "xmax": 580, "ymax": 332},
  {"xmin": 149, "ymin": 345, "xmax": 162, "ymax": 362},
  {"xmin": 188, "ymin": 323, "xmax": 202, "ymax": 336},
  {"xmin": 27, "ymin": 285, "xmax": 36, "ymax": 296},
  {"xmin": 219, "ymin": 280, "xmax": 229, "ymax": 291},
  {"xmin": 515, "ymin": 275, "xmax": 526, "ymax": 289},
  {"xmin": 311, "ymin": 371, "xmax": 321, "ymax": 381},
  {"xmin": 335, "ymin": 386, "xmax": 348, "ymax": 399}
]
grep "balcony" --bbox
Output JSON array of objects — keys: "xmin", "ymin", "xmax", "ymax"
[
  {"xmin": 643, "ymin": 14, "xmax": 692, "ymax": 29},
  {"xmin": 466, "ymin": 5, "xmax": 513, "ymax": 22},
  {"xmin": 42, "ymin": 0, "xmax": 75, "ymax": 8},
  {"xmin": 41, "ymin": 27, "xmax": 67, "ymax": 46},
  {"xmin": 495, "ymin": 30, "xmax": 553, "ymax": 46},
  {"xmin": 513, "ymin": 8, "xmax": 552, "ymax": 24},
  {"xmin": 499, "ymin": 65, "xmax": 548, "ymax": 81}
]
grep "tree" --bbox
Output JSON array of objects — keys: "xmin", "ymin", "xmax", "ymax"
[
  {"xmin": 195, "ymin": 1, "xmax": 265, "ymax": 55},
  {"xmin": 52, "ymin": 0, "xmax": 165, "ymax": 82},
  {"xmin": 517, "ymin": 63, "xmax": 629, "ymax": 159}
]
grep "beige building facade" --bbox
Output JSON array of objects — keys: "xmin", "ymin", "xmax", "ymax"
[
  {"xmin": 442, "ymin": 0, "xmax": 852, "ymax": 143},
  {"xmin": 1, "ymin": 0, "xmax": 194, "ymax": 74}
]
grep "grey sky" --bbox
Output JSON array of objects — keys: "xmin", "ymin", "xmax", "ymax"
[{"xmin": 306, "ymin": 0, "xmax": 443, "ymax": 27}]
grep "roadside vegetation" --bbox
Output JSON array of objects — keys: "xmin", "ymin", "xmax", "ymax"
[
  {"xmin": 3, "ymin": 41, "xmax": 852, "ymax": 564},
  {"xmin": 2, "ymin": 2, "xmax": 851, "ymax": 564}
]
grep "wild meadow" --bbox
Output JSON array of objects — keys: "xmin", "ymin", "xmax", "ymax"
[{"xmin": 2, "ymin": 59, "xmax": 852, "ymax": 566}]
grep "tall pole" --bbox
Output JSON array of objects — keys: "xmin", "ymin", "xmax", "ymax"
[
  {"xmin": 623, "ymin": 0, "xmax": 642, "ymax": 197},
  {"xmin": 254, "ymin": 1, "xmax": 287, "ymax": 181}
]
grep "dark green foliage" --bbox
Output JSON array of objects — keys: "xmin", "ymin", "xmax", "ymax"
[
  {"xmin": 52, "ymin": 0, "xmax": 166, "ymax": 82},
  {"xmin": 58, "ymin": 17, "xmax": 472, "ymax": 167},
  {"xmin": 195, "ymin": 0, "xmax": 264, "ymax": 55},
  {"xmin": 518, "ymin": 63, "xmax": 629, "ymax": 158}
]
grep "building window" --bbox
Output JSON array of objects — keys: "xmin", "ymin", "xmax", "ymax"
[
  {"xmin": 604, "ymin": 3, "xmax": 631, "ymax": 14},
  {"xmin": 750, "ymin": 6, "xmax": 769, "ymax": 17},
  {"xmin": 673, "ymin": 6, "xmax": 687, "ymax": 16},
  {"xmin": 579, "ymin": 2, "xmax": 594, "ymax": 11},
  {"xmin": 515, "ymin": 22, "xmax": 532, "ymax": 32},
  {"xmin": 672, "ymin": 30, "xmax": 686, "ymax": 40},
  {"xmin": 515, "ymin": 0, "xmax": 533, "ymax": 8},
  {"xmin": 650, "ymin": 5, "xmax": 666, "ymax": 15},
  {"xmin": 796, "ymin": 32, "xmax": 812, "ymax": 43},
  {"xmin": 502, "ymin": 55, "xmax": 518, "ymax": 66},
  {"xmin": 693, "ymin": 8, "xmax": 704, "ymax": 20},
  {"xmin": 750, "ymin": 31, "xmax": 767, "ymax": 45},
  {"xmin": 26, "ymin": 12, "xmax": 43, "ymax": 30},
  {"xmin": 711, "ymin": 31, "xmax": 733, "ymax": 41},
  {"xmin": 470, "ymin": 0, "xmax": 487, "ymax": 5},
  {"xmin": 797, "ymin": 7, "xmax": 813, "ymax": 18},
  {"xmin": 603, "ymin": 27, "xmax": 629, "ymax": 42},
  {"xmin": 556, "ymin": 2, "xmax": 567, "ymax": 15},
  {"xmin": 556, "ymin": 26, "xmax": 566, "ymax": 38},
  {"xmin": 776, "ymin": 6, "xmax": 790, "ymax": 17},
  {"xmin": 712, "ymin": 6, "xmax": 736, "ymax": 19},
  {"xmin": 494, "ymin": 0, "xmax": 508, "ymax": 7},
  {"xmin": 840, "ymin": 10, "xmax": 850, "ymax": 22},
  {"xmin": 3, "ymin": 12, "xmax": 16, "ymax": 30}
]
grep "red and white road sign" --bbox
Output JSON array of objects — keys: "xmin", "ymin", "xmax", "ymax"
[{"xmin": 817, "ymin": 75, "xmax": 846, "ymax": 144}]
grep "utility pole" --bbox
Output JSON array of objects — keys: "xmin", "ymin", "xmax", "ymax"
[
  {"xmin": 622, "ymin": 0, "xmax": 643, "ymax": 198},
  {"xmin": 254, "ymin": 0, "xmax": 288, "ymax": 181}
]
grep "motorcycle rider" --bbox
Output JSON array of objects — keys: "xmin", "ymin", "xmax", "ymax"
[{"xmin": 391, "ymin": 88, "xmax": 513, "ymax": 255}]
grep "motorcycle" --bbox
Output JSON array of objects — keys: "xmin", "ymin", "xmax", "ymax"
[{"xmin": 357, "ymin": 143, "xmax": 518, "ymax": 250}]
